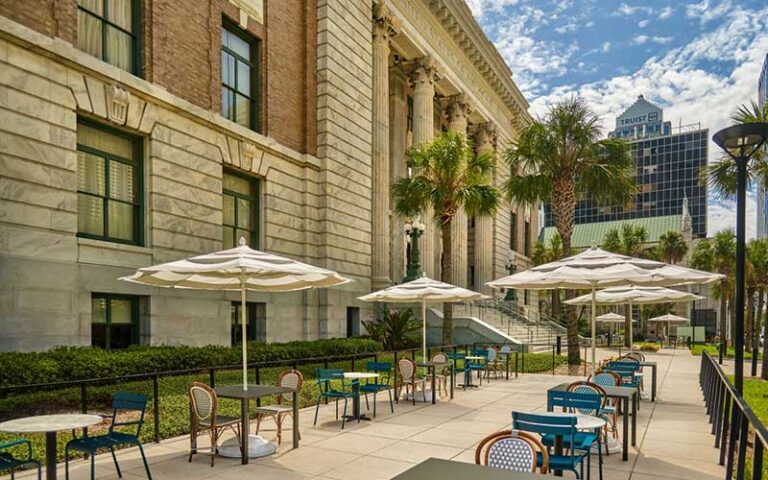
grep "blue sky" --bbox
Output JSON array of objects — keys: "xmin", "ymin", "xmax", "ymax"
[{"xmin": 470, "ymin": 0, "xmax": 768, "ymax": 238}]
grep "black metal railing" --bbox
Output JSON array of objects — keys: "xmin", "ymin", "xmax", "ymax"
[
  {"xmin": 700, "ymin": 350, "xmax": 768, "ymax": 480},
  {"xmin": 0, "ymin": 343, "xmax": 536, "ymax": 443}
]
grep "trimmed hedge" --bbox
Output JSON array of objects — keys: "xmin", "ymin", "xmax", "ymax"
[{"xmin": 0, "ymin": 338, "xmax": 381, "ymax": 388}]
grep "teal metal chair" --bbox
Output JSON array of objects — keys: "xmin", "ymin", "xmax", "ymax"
[
  {"xmin": 313, "ymin": 368, "xmax": 358, "ymax": 429},
  {"xmin": 513, "ymin": 411, "xmax": 590, "ymax": 479},
  {"xmin": 65, "ymin": 392, "xmax": 152, "ymax": 480},
  {"xmin": 0, "ymin": 439, "xmax": 41, "ymax": 480},
  {"xmin": 360, "ymin": 362, "xmax": 393, "ymax": 418}
]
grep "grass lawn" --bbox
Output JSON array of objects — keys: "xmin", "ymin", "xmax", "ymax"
[
  {"xmin": 691, "ymin": 344, "xmax": 762, "ymax": 360},
  {"xmin": 0, "ymin": 351, "xmax": 565, "ymax": 466}
]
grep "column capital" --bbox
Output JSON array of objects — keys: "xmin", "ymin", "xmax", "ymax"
[
  {"xmin": 373, "ymin": 2, "xmax": 400, "ymax": 43},
  {"xmin": 445, "ymin": 94, "xmax": 473, "ymax": 127},
  {"xmin": 406, "ymin": 56, "xmax": 440, "ymax": 90},
  {"xmin": 473, "ymin": 122, "xmax": 497, "ymax": 152}
]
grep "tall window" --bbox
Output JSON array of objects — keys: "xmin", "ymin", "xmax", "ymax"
[
  {"xmin": 231, "ymin": 302, "xmax": 266, "ymax": 344},
  {"xmin": 92, "ymin": 294, "xmax": 139, "ymax": 349},
  {"xmin": 77, "ymin": 0, "xmax": 139, "ymax": 74},
  {"xmin": 524, "ymin": 220, "xmax": 531, "ymax": 257},
  {"xmin": 406, "ymin": 96, "xmax": 414, "ymax": 132},
  {"xmin": 221, "ymin": 20, "xmax": 259, "ymax": 131},
  {"xmin": 77, "ymin": 120, "xmax": 142, "ymax": 244},
  {"xmin": 223, "ymin": 171, "xmax": 260, "ymax": 249},
  {"xmin": 510, "ymin": 212, "xmax": 518, "ymax": 251}
]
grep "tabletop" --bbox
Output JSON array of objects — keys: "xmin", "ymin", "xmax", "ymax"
[
  {"xmin": 417, "ymin": 361, "xmax": 451, "ymax": 367},
  {"xmin": 640, "ymin": 361, "xmax": 657, "ymax": 367},
  {"xmin": 391, "ymin": 458, "xmax": 555, "ymax": 480},
  {"xmin": 550, "ymin": 382, "xmax": 636, "ymax": 399},
  {"xmin": 0, "ymin": 414, "xmax": 103, "ymax": 434},
  {"xmin": 343, "ymin": 372, "xmax": 379, "ymax": 379},
  {"xmin": 537, "ymin": 412, "xmax": 606, "ymax": 430},
  {"xmin": 216, "ymin": 384, "xmax": 294, "ymax": 400},
  {"xmin": 465, "ymin": 356, "xmax": 486, "ymax": 360}
]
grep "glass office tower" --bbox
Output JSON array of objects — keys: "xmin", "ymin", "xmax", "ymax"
[{"xmin": 543, "ymin": 95, "xmax": 708, "ymax": 238}]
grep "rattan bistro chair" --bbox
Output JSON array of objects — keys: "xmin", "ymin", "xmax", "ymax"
[
  {"xmin": 187, "ymin": 382, "xmax": 241, "ymax": 466},
  {"xmin": 430, "ymin": 352, "xmax": 450, "ymax": 396},
  {"xmin": 254, "ymin": 370, "xmax": 304, "ymax": 444},
  {"xmin": 396, "ymin": 358, "xmax": 427, "ymax": 405},
  {"xmin": 475, "ymin": 429, "xmax": 549, "ymax": 474}
]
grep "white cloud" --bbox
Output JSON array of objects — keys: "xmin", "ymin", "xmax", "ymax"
[
  {"xmin": 555, "ymin": 22, "xmax": 577, "ymax": 34},
  {"xmin": 613, "ymin": 3, "xmax": 654, "ymax": 16},
  {"xmin": 631, "ymin": 35, "xmax": 649, "ymax": 45},
  {"xmin": 465, "ymin": 0, "xmax": 520, "ymax": 18},
  {"xmin": 708, "ymin": 196, "xmax": 756, "ymax": 238},
  {"xmin": 602, "ymin": 42, "xmax": 611, "ymax": 53},
  {"xmin": 659, "ymin": 6, "xmax": 674, "ymax": 19},
  {"xmin": 638, "ymin": 19, "xmax": 650, "ymax": 28},
  {"xmin": 651, "ymin": 36, "xmax": 674, "ymax": 44},
  {"xmin": 686, "ymin": 0, "xmax": 734, "ymax": 24}
]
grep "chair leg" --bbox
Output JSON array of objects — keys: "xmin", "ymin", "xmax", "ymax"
[
  {"xmin": 372, "ymin": 392, "xmax": 377, "ymax": 418},
  {"xmin": 36, "ymin": 463, "xmax": 42, "ymax": 480},
  {"xmin": 110, "ymin": 447, "xmax": 122, "ymax": 478},
  {"xmin": 138, "ymin": 443, "xmax": 152, "ymax": 480},
  {"xmin": 388, "ymin": 387, "xmax": 394, "ymax": 413},
  {"xmin": 10, "ymin": 467, "xmax": 14, "ymax": 480},
  {"xmin": 255, "ymin": 415, "xmax": 262, "ymax": 436},
  {"xmin": 335, "ymin": 399, "xmax": 339, "ymax": 420},
  {"xmin": 341, "ymin": 398, "xmax": 348, "ymax": 430},
  {"xmin": 65, "ymin": 445, "xmax": 70, "ymax": 480},
  {"xmin": 90, "ymin": 453, "xmax": 95, "ymax": 480},
  {"xmin": 422, "ymin": 383, "xmax": 428, "ymax": 403},
  {"xmin": 275, "ymin": 414, "xmax": 283, "ymax": 445},
  {"xmin": 598, "ymin": 432, "xmax": 604, "ymax": 480},
  {"xmin": 412, "ymin": 383, "xmax": 416, "ymax": 406},
  {"xmin": 365, "ymin": 393, "xmax": 370, "ymax": 411},
  {"xmin": 314, "ymin": 395, "xmax": 322, "ymax": 426}
]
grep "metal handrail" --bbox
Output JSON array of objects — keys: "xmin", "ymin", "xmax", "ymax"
[{"xmin": 699, "ymin": 350, "xmax": 768, "ymax": 479}]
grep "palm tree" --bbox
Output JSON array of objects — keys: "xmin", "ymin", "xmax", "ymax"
[
  {"xmin": 531, "ymin": 234, "xmax": 564, "ymax": 321},
  {"xmin": 746, "ymin": 238, "xmax": 768, "ymax": 378},
  {"xmin": 393, "ymin": 131, "xmax": 500, "ymax": 344},
  {"xmin": 706, "ymin": 101, "xmax": 768, "ymax": 198},
  {"xmin": 658, "ymin": 231, "xmax": 688, "ymax": 264},
  {"xmin": 602, "ymin": 224, "xmax": 649, "ymax": 256},
  {"xmin": 503, "ymin": 96, "xmax": 635, "ymax": 365},
  {"xmin": 691, "ymin": 230, "xmax": 736, "ymax": 349}
]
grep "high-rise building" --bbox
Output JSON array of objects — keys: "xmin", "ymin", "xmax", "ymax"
[
  {"xmin": 756, "ymin": 54, "xmax": 768, "ymax": 238},
  {"xmin": 543, "ymin": 95, "xmax": 708, "ymax": 240}
]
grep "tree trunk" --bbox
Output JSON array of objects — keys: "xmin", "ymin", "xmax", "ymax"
[
  {"xmin": 754, "ymin": 287, "xmax": 763, "ymax": 375},
  {"xmin": 760, "ymin": 288, "xmax": 768, "ymax": 380},
  {"xmin": 730, "ymin": 294, "xmax": 736, "ymax": 348},
  {"xmin": 441, "ymin": 219, "xmax": 453, "ymax": 345},
  {"xmin": 551, "ymin": 290, "xmax": 561, "ymax": 322},
  {"xmin": 624, "ymin": 304, "xmax": 632, "ymax": 348},
  {"xmin": 719, "ymin": 286, "xmax": 727, "ymax": 355}
]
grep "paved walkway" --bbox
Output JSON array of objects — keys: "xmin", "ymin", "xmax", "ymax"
[{"xmin": 5, "ymin": 348, "xmax": 725, "ymax": 480}]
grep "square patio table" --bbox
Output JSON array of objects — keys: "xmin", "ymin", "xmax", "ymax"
[
  {"xmin": 548, "ymin": 382, "xmax": 637, "ymax": 461},
  {"xmin": 391, "ymin": 458, "xmax": 556, "ymax": 479},
  {"xmin": 416, "ymin": 361, "xmax": 453, "ymax": 403},
  {"xmin": 639, "ymin": 361, "xmax": 657, "ymax": 401},
  {"xmin": 216, "ymin": 384, "xmax": 297, "ymax": 464}
]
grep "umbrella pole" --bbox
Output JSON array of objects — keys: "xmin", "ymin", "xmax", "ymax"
[
  {"xmin": 628, "ymin": 300, "xmax": 633, "ymax": 351},
  {"xmin": 241, "ymin": 272, "xmax": 248, "ymax": 391},
  {"xmin": 591, "ymin": 287, "xmax": 596, "ymax": 376},
  {"xmin": 422, "ymin": 300, "xmax": 427, "ymax": 361}
]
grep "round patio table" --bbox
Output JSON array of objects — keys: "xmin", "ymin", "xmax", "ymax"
[
  {"xmin": 0, "ymin": 413, "xmax": 103, "ymax": 480},
  {"xmin": 343, "ymin": 372, "xmax": 379, "ymax": 421}
]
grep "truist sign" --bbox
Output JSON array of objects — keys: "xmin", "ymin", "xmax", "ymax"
[{"xmin": 619, "ymin": 111, "xmax": 659, "ymax": 126}]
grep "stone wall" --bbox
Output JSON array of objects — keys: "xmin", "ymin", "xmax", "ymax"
[{"xmin": 0, "ymin": 16, "xmax": 363, "ymax": 350}]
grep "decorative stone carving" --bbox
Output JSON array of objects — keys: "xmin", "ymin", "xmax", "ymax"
[
  {"xmin": 373, "ymin": 1, "xmax": 400, "ymax": 43},
  {"xmin": 406, "ymin": 56, "xmax": 440, "ymax": 94},
  {"xmin": 107, "ymin": 85, "xmax": 130, "ymax": 125},
  {"xmin": 445, "ymin": 94, "xmax": 473, "ymax": 130},
  {"xmin": 474, "ymin": 122, "xmax": 497, "ymax": 153}
]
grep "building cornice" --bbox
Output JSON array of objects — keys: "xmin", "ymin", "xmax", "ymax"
[{"xmin": 426, "ymin": 0, "xmax": 531, "ymax": 129}]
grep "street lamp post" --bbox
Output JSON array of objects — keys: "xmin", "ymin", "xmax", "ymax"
[
  {"xmin": 713, "ymin": 122, "xmax": 768, "ymax": 394},
  {"xmin": 504, "ymin": 261, "xmax": 517, "ymax": 301},
  {"xmin": 403, "ymin": 216, "xmax": 425, "ymax": 282}
]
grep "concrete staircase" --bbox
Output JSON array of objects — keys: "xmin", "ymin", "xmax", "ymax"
[{"xmin": 452, "ymin": 301, "xmax": 566, "ymax": 353}]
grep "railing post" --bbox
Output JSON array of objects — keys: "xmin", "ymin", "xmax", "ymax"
[
  {"xmin": 737, "ymin": 413, "xmax": 748, "ymax": 480},
  {"xmin": 209, "ymin": 368, "xmax": 215, "ymax": 388},
  {"xmin": 720, "ymin": 394, "xmax": 731, "ymax": 465},
  {"xmin": 552, "ymin": 345, "xmax": 556, "ymax": 376},
  {"xmin": 80, "ymin": 382, "xmax": 87, "ymax": 413},
  {"xmin": 393, "ymin": 351, "xmax": 399, "ymax": 404},
  {"xmin": 514, "ymin": 352, "xmax": 519, "ymax": 378},
  {"xmin": 556, "ymin": 336, "xmax": 561, "ymax": 355},
  {"xmin": 255, "ymin": 366, "xmax": 261, "ymax": 407},
  {"xmin": 153, "ymin": 374, "xmax": 160, "ymax": 443},
  {"xmin": 753, "ymin": 438, "xmax": 763, "ymax": 480}
]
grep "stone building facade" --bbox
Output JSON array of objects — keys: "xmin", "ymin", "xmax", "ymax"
[{"xmin": 0, "ymin": 0, "xmax": 534, "ymax": 351}]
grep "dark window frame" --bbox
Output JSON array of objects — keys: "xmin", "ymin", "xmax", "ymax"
[
  {"xmin": 77, "ymin": 0, "xmax": 142, "ymax": 76},
  {"xmin": 231, "ymin": 301, "xmax": 266, "ymax": 344},
  {"xmin": 91, "ymin": 293, "xmax": 140, "ymax": 350},
  {"xmin": 222, "ymin": 169, "xmax": 261, "ymax": 249},
  {"xmin": 510, "ymin": 212, "xmax": 518, "ymax": 251},
  {"xmin": 524, "ymin": 220, "xmax": 531, "ymax": 257},
  {"xmin": 221, "ymin": 17, "xmax": 260, "ymax": 132},
  {"xmin": 76, "ymin": 118, "xmax": 143, "ymax": 246}
]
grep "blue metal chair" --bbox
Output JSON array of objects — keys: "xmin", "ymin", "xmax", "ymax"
[
  {"xmin": 544, "ymin": 390, "xmax": 604, "ymax": 479},
  {"xmin": 65, "ymin": 392, "xmax": 152, "ymax": 480},
  {"xmin": 313, "ymin": 368, "xmax": 357, "ymax": 429},
  {"xmin": 0, "ymin": 439, "xmax": 41, "ymax": 480},
  {"xmin": 468, "ymin": 349, "xmax": 489, "ymax": 385},
  {"xmin": 512, "ymin": 411, "xmax": 589, "ymax": 478},
  {"xmin": 360, "ymin": 362, "xmax": 394, "ymax": 417}
]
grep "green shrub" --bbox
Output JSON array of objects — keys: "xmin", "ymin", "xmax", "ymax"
[
  {"xmin": 362, "ymin": 309, "xmax": 421, "ymax": 350},
  {"xmin": 0, "ymin": 338, "xmax": 381, "ymax": 389},
  {"xmin": 635, "ymin": 342, "xmax": 660, "ymax": 352}
]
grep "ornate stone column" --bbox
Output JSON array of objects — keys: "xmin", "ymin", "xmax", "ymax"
[
  {"xmin": 474, "ymin": 122, "xmax": 497, "ymax": 294},
  {"xmin": 407, "ymin": 56, "xmax": 440, "ymax": 278},
  {"xmin": 445, "ymin": 94, "xmax": 473, "ymax": 287},
  {"xmin": 371, "ymin": 4, "xmax": 399, "ymax": 290},
  {"xmin": 389, "ymin": 65, "xmax": 408, "ymax": 283}
]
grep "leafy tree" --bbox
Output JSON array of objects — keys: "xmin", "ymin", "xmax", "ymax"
[
  {"xmin": 747, "ymin": 238, "xmax": 768, "ymax": 378},
  {"xmin": 503, "ymin": 96, "xmax": 635, "ymax": 365},
  {"xmin": 690, "ymin": 231, "xmax": 736, "ymax": 347},
  {"xmin": 658, "ymin": 230, "xmax": 688, "ymax": 265},
  {"xmin": 362, "ymin": 309, "xmax": 420, "ymax": 350},
  {"xmin": 393, "ymin": 131, "xmax": 500, "ymax": 344}
]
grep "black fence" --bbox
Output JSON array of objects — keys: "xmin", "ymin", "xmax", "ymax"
[
  {"xmin": 0, "ymin": 342, "xmax": 562, "ymax": 444},
  {"xmin": 700, "ymin": 349, "xmax": 768, "ymax": 480}
]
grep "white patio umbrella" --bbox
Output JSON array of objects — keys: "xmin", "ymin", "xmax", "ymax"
[
  {"xmin": 358, "ymin": 276, "xmax": 489, "ymax": 360},
  {"xmin": 648, "ymin": 313, "xmax": 690, "ymax": 337},
  {"xmin": 596, "ymin": 312, "xmax": 626, "ymax": 345},
  {"xmin": 565, "ymin": 286, "xmax": 703, "ymax": 349},
  {"xmin": 121, "ymin": 237, "xmax": 353, "ymax": 390},
  {"xmin": 487, "ymin": 247, "xmax": 722, "ymax": 374}
]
